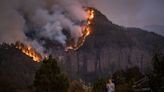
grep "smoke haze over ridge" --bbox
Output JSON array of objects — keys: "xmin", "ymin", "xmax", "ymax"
[
  {"xmin": 0, "ymin": 0, "xmax": 90, "ymax": 55},
  {"xmin": 0, "ymin": 0, "xmax": 164, "ymax": 56}
]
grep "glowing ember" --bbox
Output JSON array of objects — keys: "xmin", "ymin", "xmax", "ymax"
[
  {"xmin": 15, "ymin": 42, "xmax": 42, "ymax": 62},
  {"xmin": 66, "ymin": 8, "xmax": 95, "ymax": 51}
]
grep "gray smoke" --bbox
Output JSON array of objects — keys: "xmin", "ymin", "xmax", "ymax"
[{"xmin": 0, "ymin": 0, "xmax": 90, "ymax": 56}]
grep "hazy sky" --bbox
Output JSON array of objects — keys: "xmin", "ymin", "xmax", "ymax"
[
  {"xmin": 0, "ymin": 0, "xmax": 164, "ymax": 43},
  {"xmin": 92, "ymin": 0, "xmax": 164, "ymax": 28}
]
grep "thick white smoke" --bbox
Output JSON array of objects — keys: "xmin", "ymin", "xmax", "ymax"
[
  {"xmin": 0, "ymin": 0, "xmax": 90, "ymax": 56},
  {"xmin": 34, "ymin": 7, "xmax": 84, "ymax": 46}
]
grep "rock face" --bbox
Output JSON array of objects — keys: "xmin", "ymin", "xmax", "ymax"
[
  {"xmin": 1, "ymin": 8, "xmax": 164, "ymax": 84},
  {"xmin": 51, "ymin": 8, "xmax": 164, "ymax": 82}
]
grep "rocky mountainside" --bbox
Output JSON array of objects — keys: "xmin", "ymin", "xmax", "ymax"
[
  {"xmin": 0, "ymin": 8, "xmax": 164, "ymax": 84},
  {"xmin": 51, "ymin": 8, "xmax": 164, "ymax": 82}
]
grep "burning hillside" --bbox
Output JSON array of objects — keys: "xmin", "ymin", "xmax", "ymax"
[
  {"xmin": 9, "ymin": 7, "xmax": 95, "ymax": 62},
  {"xmin": 15, "ymin": 42, "xmax": 42, "ymax": 62},
  {"xmin": 0, "ymin": 0, "xmax": 98, "ymax": 60},
  {"xmin": 65, "ymin": 8, "xmax": 95, "ymax": 51}
]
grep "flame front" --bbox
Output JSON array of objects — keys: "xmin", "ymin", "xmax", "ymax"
[
  {"xmin": 66, "ymin": 8, "xmax": 95, "ymax": 51},
  {"xmin": 16, "ymin": 42, "xmax": 42, "ymax": 62},
  {"xmin": 87, "ymin": 9, "xmax": 95, "ymax": 21}
]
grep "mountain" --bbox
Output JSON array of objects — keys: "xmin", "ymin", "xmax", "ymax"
[
  {"xmin": 1, "ymin": 8, "xmax": 164, "ymax": 84},
  {"xmin": 51, "ymin": 8, "xmax": 164, "ymax": 82},
  {"xmin": 0, "ymin": 43, "xmax": 39, "ymax": 91},
  {"xmin": 143, "ymin": 25, "xmax": 164, "ymax": 36}
]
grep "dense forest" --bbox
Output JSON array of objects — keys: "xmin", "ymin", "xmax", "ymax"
[{"xmin": 0, "ymin": 43, "xmax": 164, "ymax": 92}]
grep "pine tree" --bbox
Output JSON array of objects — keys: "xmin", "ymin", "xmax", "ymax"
[
  {"xmin": 148, "ymin": 52, "xmax": 164, "ymax": 92},
  {"xmin": 33, "ymin": 56, "xmax": 69, "ymax": 92}
]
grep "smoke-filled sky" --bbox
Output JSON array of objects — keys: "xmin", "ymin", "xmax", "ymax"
[
  {"xmin": 0, "ymin": 0, "xmax": 164, "ymax": 46},
  {"xmin": 92, "ymin": 0, "xmax": 164, "ymax": 27},
  {"xmin": 0, "ymin": 0, "xmax": 90, "ymax": 56}
]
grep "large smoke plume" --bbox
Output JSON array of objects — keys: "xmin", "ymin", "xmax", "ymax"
[{"xmin": 0, "ymin": 0, "xmax": 91, "ymax": 56}]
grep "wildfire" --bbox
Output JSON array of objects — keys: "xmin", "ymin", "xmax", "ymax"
[
  {"xmin": 15, "ymin": 42, "xmax": 42, "ymax": 62},
  {"xmin": 87, "ymin": 9, "xmax": 95, "ymax": 21},
  {"xmin": 66, "ymin": 8, "xmax": 95, "ymax": 51}
]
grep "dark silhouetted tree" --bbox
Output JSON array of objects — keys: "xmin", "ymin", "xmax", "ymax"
[
  {"xmin": 92, "ymin": 79, "xmax": 106, "ymax": 92},
  {"xmin": 112, "ymin": 66, "xmax": 143, "ymax": 92},
  {"xmin": 34, "ymin": 56, "xmax": 69, "ymax": 92},
  {"xmin": 148, "ymin": 52, "xmax": 164, "ymax": 92}
]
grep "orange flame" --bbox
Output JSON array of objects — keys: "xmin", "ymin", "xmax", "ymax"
[
  {"xmin": 87, "ymin": 9, "xmax": 95, "ymax": 21},
  {"xmin": 66, "ymin": 8, "xmax": 95, "ymax": 51},
  {"xmin": 16, "ymin": 42, "xmax": 42, "ymax": 62}
]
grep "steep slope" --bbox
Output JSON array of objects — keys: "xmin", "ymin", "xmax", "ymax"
[
  {"xmin": 0, "ymin": 43, "xmax": 39, "ymax": 90},
  {"xmin": 51, "ymin": 8, "xmax": 164, "ymax": 82}
]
